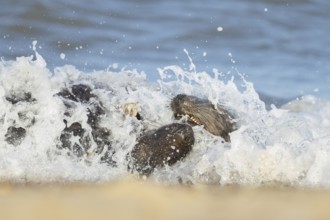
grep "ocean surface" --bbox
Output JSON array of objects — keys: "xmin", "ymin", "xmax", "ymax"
[
  {"xmin": 1, "ymin": 0, "xmax": 330, "ymax": 187},
  {"xmin": 1, "ymin": 0, "xmax": 330, "ymax": 99}
]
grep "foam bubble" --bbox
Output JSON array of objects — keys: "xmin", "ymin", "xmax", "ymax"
[{"xmin": 60, "ymin": 53, "xmax": 66, "ymax": 60}]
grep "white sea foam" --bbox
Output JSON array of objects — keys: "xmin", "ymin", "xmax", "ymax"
[{"xmin": 1, "ymin": 49, "xmax": 330, "ymax": 187}]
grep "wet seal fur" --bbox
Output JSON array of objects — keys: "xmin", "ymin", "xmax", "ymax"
[
  {"xmin": 4, "ymin": 91, "xmax": 37, "ymax": 146},
  {"xmin": 128, "ymin": 123, "xmax": 194, "ymax": 175},
  {"xmin": 171, "ymin": 94, "xmax": 236, "ymax": 142},
  {"xmin": 5, "ymin": 126, "xmax": 26, "ymax": 146},
  {"xmin": 56, "ymin": 84, "xmax": 114, "ymax": 165}
]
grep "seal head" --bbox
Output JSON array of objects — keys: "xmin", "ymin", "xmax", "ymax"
[{"xmin": 171, "ymin": 94, "xmax": 235, "ymax": 142}]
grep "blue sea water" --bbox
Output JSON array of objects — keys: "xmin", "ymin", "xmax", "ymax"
[{"xmin": 1, "ymin": 0, "xmax": 330, "ymax": 99}]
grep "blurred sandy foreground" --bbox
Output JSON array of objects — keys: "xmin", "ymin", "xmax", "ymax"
[{"xmin": 0, "ymin": 179, "xmax": 330, "ymax": 220}]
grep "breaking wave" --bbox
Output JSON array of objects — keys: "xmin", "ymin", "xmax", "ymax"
[{"xmin": 1, "ymin": 45, "xmax": 330, "ymax": 187}]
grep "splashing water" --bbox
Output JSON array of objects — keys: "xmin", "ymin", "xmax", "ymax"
[{"xmin": 1, "ymin": 46, "xmax": 330, "ymax": 187}]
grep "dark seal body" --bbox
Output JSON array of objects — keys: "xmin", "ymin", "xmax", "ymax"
[
  {"xmin": 4, "ymin": 92, "xmax": 37, "ymax": 146},
  {"xmin": 129, "ymin": 123, "xmax": 195, "ymax": 175},
  {"xmin": 57, "ymin": 84, "xmax": 114, "ymax": 164},
  {"xmin": 171, "ymin": 94, "xmax": 236, "ymax": 142}
]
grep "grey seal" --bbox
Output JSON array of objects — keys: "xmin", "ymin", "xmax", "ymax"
[{"xmin": 171, "ymin": 94, "xmax": 236, "ymax": 142}]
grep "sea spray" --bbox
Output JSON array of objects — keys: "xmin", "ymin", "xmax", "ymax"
[{"xmin": 1, "ymin": 50, "xmax": 330, "ymax": 187}]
